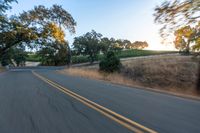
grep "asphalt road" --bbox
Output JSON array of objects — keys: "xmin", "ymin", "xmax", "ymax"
[{"xmin": 0, "ymin": 68, "xmax": 200, "ymax": 133}]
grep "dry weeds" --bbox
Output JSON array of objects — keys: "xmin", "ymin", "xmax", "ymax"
[
  {"xmin": 121, "ymin": 55, "xmax": 199, "ymax": 95},
  {"xmin": 60, "ymin": 55, "xmax": 200, "ymax": 97},
  {"xmin": 0, "ymin": 67, "xmax": 5, "ymax": 73}
]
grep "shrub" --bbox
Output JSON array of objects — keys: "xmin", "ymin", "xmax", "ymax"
[
  {"xmin": 71, "ymin": 56, "xmax": 90, "ymax": 64},
  {"xmin": 99, "ymin": 51, "xmax": 121, "ymax": 72}
]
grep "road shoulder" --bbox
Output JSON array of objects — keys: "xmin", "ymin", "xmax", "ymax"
[{"xmin": 58, "ymin": 69, "xmax": 200, "ymax": 101}]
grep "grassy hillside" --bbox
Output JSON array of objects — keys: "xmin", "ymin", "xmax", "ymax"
[
  {"xmin": 121, "ymin": 55, "xmax": 198, "ymax": 94},
  {"xmin": 60, "ymin": 55, "xmax": 199, "ymax": 97},
  {"xmin": 71, "ymin": 50, "xmax": 178, "ymax": 64}
]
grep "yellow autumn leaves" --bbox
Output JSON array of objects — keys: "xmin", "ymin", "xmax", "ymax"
[
  {"xmin": 43, "ymin": 22, "xmax": 65, "ymax": 43},
  {"xmin": 174, "ymin": 22, "xmax": 200, "ymax": 52}
]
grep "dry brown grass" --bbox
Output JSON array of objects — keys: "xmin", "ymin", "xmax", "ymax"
[
  {"xmin": 121, "ymin": 55, "xmax": 199, "ymax": 95},
  {"xmin": 60, "ymin": 55, "xmax": 200, "ymax": 97},
  {"xmin": 0, "ymin": 67, "xmax": 5, "ymax": 73},
  {"xmin": 60, "ymin": 68, "xmax": 139, "ymax": 88}
]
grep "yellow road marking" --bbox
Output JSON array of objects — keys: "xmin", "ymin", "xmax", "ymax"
[{"xmin": 32, "ymin": 71, "xmax": 157, "ymax": 133}]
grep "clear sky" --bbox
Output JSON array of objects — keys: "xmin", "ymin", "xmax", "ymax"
[{"xmin": 7, "ymin": 0, "xmax": 175, "ymax": 50}]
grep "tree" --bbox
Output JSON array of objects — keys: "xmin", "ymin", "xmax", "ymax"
[
  {"xmin": 12, "ymin": 46, "xmax": 27, "ymax": 66},
  {"xmin": 0, "ymin": 0, "xmax": 31, "ymax": 58},
  {"xmin": 1, "ymin": 45, "xmax": 27, "ymax": 66},
  {"xmin": 1, "ymin": 49, "xmax": 12, "ymax": 66},
  {"xmin": 0, "ymin": 17, "xmax": 37, "ymax": 57},
  {"xmin": 100, "ymin": 37, "xmax": 112, "ymax": 54},
  {"xmin": 19, "ymin": 4, "xmax": 76, "ymax": 33},
  {"xmin": 192, "ymin": 22, "xmax": 200, "ymax": 51},
  {"xmin": 1, "ymin": 4, "xmax": 76, "ymax": 56},
  {"xmin": 38, "ymin": 41, "xmax": 70, "ymax": 66},
  {"xmin": 154, "ymin": 0, "xmax": 200, "ymax": 41},
  {"xmin": 73, "ymin": 30, "xmax": 102, "ymax": 63},
  {"xmin": 19, "ymin": 5, "xmax": 76, "ymax": 66},
  {"xmin": 174, "ymin": 25, "xmax": 195, "ymax": 54},
  {"xmin": 110, "ymin": 39, "xmax": 130, "ymax": 52},
  {"xmin": 126, "ymin": 41, "xmax": 149, "ymax": 49},
  {"xmin": 154, "ymin": 0, "xmax": 200, "ymax": 92},
  {"xmin": 1, "ymin": 4, "xmax": 76, "ymax": 66},
  {"xmin": 0, "ymin": 0, "xmax": 17, "ymax": 15}
]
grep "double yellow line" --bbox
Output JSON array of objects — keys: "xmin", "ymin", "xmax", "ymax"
[{"xmin": 32, "ymin": 71, "xmax": 157, "ymax": 133}]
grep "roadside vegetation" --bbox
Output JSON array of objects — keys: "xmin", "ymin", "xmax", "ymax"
[
  {"xmin": 26, "ymin": 49, "xmax": 177, "ymax": 64},
  {"xmin": 60, "ymin": 55, "xmax": 199, "ymax": 97},
  {"xmin": 99, "ymin": 51, "xmax": 121, "ymax": 72},
  {"xmin": 0, "ymin": 66, "xmax": 5, "ymax": 73},
  {"xmin": 154, "ymin": 0, "xmax": 200, "ymax": 92},
  {"xmin": 26, "ymin": 53, "xmax": 41, "ymax": 62}
]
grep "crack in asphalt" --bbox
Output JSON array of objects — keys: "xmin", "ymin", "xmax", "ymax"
[{"xmin": 29, "ymin": 115, "xmax": 39, "ymax": 133}]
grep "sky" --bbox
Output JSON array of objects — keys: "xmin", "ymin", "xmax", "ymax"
[{"xmin": 7, "ymin": 0, "xmax": 176, "ymax": 50}]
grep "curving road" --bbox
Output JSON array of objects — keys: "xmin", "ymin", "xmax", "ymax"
[{"xmin": 0, "ymin": 68, "xmax": 200, "ymax": 133}]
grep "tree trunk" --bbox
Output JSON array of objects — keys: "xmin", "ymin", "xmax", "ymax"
[
  {"xmin": 89, "ymin": 53, "xmax": 94, "ymax": 64},
  {"xmin": 185, "ymin": 41, "xmax": 190, "ymax": 55},
  {"xmin": 67, "ymin": 46, "xmax": 71, "ymax": 68}
]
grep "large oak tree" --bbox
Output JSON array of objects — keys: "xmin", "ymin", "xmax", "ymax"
[
  {"xmin": 0, "ymin": 3, "xmax": 76, "ymax": 62},
  {"xmin": 154, "ymin": 0, "xmax": 200, "ymax": 91}
]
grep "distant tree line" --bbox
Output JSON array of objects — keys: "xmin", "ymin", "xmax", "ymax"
[{"xmin": 72, "ymin": 30, "xmax": 149, "ymax": 63}]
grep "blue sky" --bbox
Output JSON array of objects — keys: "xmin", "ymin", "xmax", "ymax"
[{"xmin": 7, "ymin": 0, "xmax": 175, "ymax": 50}]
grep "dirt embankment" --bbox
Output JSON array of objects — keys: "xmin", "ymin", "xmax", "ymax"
[{"xmin": 60, "ymin": 55, "xmax": 200, "ymax": 97}]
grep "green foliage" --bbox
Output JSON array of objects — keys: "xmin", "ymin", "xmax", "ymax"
[
  {"xmin": 12, "ymin": 47, "xmax": 27, "ymax": 66},
  {"xmin": 99, "ymin": 51, "xmax": 121, "ymax": 73},
  {"xmin": 173, "ymin": 22, "xmax": 200, "ymax": 54},
  {"xmin": 70, "ymin": 50, "xmax": 177, "ymax": 64},
  {"xmin": 99, "ymin": 37, "xmax": 112, "ymax": 54},
  {"xmin": 109, "ymin": 40, "xmax": 123, "ymax": 52},
  {"xmin": 18, "ymin": 4, "xmax": 76, "ymax": 48},
  {"xmin": 72, "ymin": 32, "xmax": 150, "ymax": 60},
  {"xmin": 38, "ymin": 41, "xmax": 70, "ymax": 66},
  {"xmin": 71, "ymin": 56, "xmax": 90, "ymax": 64},
  {"xmin": 73, "ymin": 30, "xmax": 102, "ymax": 63},
  {"xmin": 0, "ymin": 3, "xmax": 76, "ymax": 66},
  {"xmin": 20, "ymin": 4, "xmax": 76, "ymax": 33},
  {"xmin": 1, "ymin": 45, "xmax": 27, "ymax": 66},
  {"xmin": 117, "ymin": 49, "xmax": 177, "ymax": 58},
  {"xmin": 126, "ymin": 41, "xmax": 149, "ymax": 49},
  {"xmin": 0, "ymin": 0, "xmax": 17, "ymax": 15},
  {"xmin": 1, "ymin": 51, "xmax": 11, "ymax": 66},
  {"xmin": 26, "ymin": 53, "xmax": 40, "ymax": 62}
]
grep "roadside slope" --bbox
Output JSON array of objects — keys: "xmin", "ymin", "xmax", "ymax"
[{"xmin": 61, "ymin": 54, "xmax": 199, "ymax": 97}]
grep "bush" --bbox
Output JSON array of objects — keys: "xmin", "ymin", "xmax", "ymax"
[
  {"xmin": 99, "ymin": 51, "xmax": 121, "ymax": 72},
  {"xmin": 71, "ymin": 56, "xmax": 90, "ymax": 64}
]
